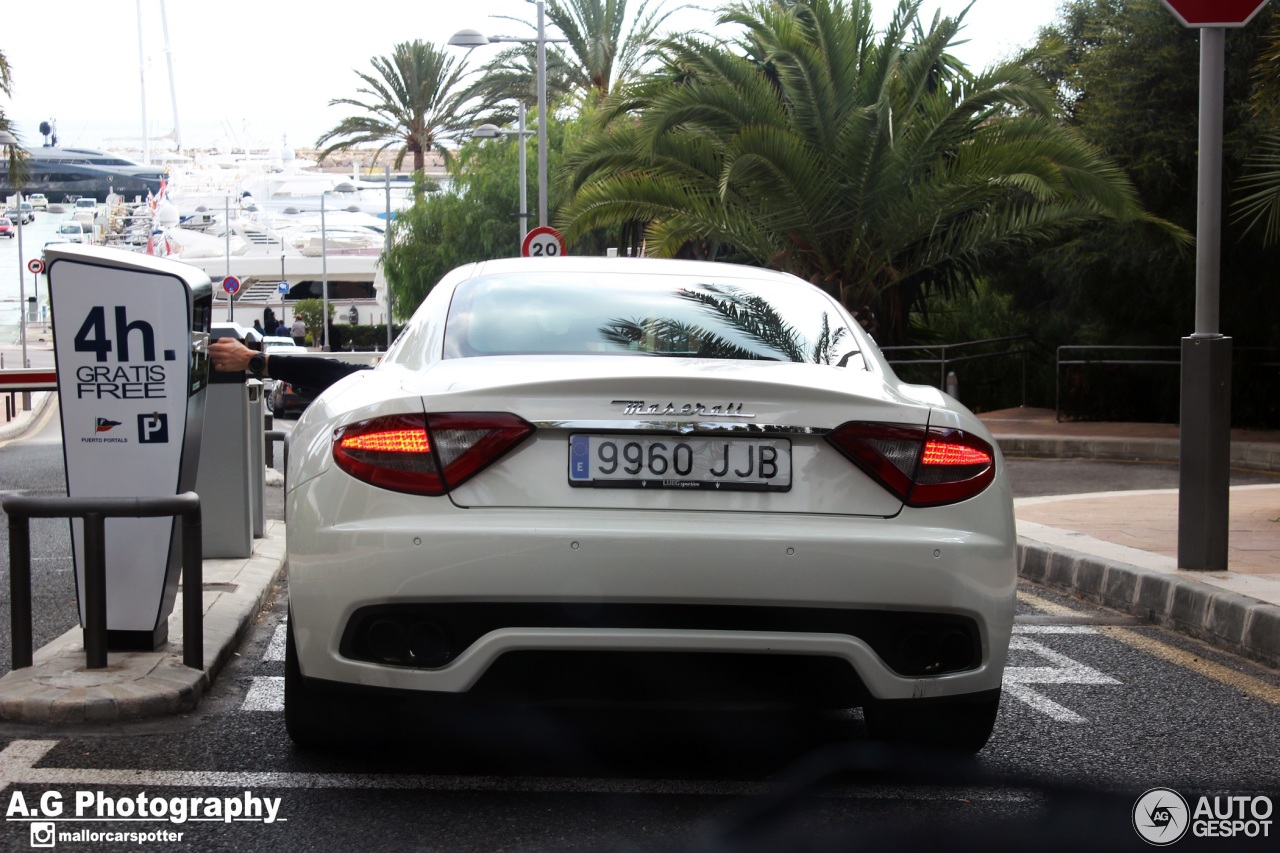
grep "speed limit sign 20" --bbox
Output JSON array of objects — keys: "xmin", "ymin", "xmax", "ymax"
[{"xmin": 521, "ymin": 225, "xmax": 567, "ymax": 258}]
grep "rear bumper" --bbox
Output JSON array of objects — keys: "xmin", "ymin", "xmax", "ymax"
[{"xmin": 287, "ymin": 475, "xmax": 1017, "ymax": 703}]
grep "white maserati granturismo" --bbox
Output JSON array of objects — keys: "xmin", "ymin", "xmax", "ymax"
[{"xmin": 283, "ymin": 256, "xmax": 1017, "ymax": 751}]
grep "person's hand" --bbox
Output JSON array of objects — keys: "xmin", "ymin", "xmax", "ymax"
[{"xmin": 208, "ymin": 338, "xmax": 256, "ymax": 373}]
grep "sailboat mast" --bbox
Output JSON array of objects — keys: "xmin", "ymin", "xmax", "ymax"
[
  {"xmin": 137, "ymin": 0, "xmax": 149, "ymax": 164},
  {"xmin": 160, "ymin": 0, "xmax": 182, "ymax": 153}
]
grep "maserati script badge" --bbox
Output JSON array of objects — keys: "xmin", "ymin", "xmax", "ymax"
[{"xmin": 613, "ymin": 400, "xmax": 755, "ymax": 418}]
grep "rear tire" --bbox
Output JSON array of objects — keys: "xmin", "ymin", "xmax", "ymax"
[
  {"xmin": 862, "ymin": 690, "xmax": 1001, "ymax": 754},
  {"xmin": 285, "ymin": 614, "xmax": 394, "ymax": 748}
]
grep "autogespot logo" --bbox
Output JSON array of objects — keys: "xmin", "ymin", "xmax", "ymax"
[{"xmin": 1134, "ymin": 787, "xmax": 1191, "ymax": 845}]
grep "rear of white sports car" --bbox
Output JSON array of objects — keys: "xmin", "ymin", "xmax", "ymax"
[{"xmin": 284, "ymin": 258, "xmax": 1017, "ymax": 751}]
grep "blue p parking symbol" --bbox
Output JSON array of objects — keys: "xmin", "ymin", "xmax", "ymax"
[{"xmin": 137, "ymin": 413, "xmax": 169, "ymax": 444}]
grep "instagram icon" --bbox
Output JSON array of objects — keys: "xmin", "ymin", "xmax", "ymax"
[{"xmin": 29, "ymin": 821, "xmax": 55, "ymax": 847}]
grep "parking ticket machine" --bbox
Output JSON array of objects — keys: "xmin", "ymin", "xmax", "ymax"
[{"xmin": 45, "ymin": 245, "xmax": 211, "ymax": 650}]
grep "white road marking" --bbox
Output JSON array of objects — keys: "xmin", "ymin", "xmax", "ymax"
[
  {"xmin": 240, "ymin": 676, "xmax": 284, "ymax": 713},
  {"xmin": 1001, "ymin": 684, "xmax": 1086, "ymax": 723},
  {"xmin": 264, "ymin": 624, "xmax": 286, "ymax": 662},
  {"xmin": 1001, "ymin": 636, "xmax": 1121, "ymax": 723},
  {"xmin": 0, "ymin": 741, "xmax": 1030, "ymax": 800}
]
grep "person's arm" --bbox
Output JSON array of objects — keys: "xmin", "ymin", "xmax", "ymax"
[{"xmin": 208, "ymin": 338, "xmax": 367, "ymax": 393}]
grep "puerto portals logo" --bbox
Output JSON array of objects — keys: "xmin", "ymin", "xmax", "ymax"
[{"xmin": 1134, "ymin": 788, "xmax": 1190, "ymax": 845}]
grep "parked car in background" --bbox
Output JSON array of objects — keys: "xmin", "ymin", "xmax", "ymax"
[
  {"xmin": 260, "ymin": 336, "xmax": 307, "ymax": 412},
  {"xmin": 73, "ymin": 198, "xmax": 99, "ymax": 218},
  {"xmin": 262, "ymin": 335, "xmax": 304, "ymax": 354},
  {"xmin": 282, "ymin": 257, "xmax": 1018, "ymax": 753},
  {"xmin": 0, "ymin": 219, "xmax": 13, "ymax": 239},
  {"xmin": 56, "ymin": 221, "xmax": 85, "ymax": 243},
  {"xmin": 27, "ymin": 194, "xmax": 48, "ymax": 210},
  {"xmin": 270, "ymin": 376, "xmax": 320, "ymax": 418},
  {"xmin": 41, "ymin": 239, "xmax": 71, "ymax": 260},
  {"xmin": 4, "ymin": 206, "xmax": 33, "ymax": 225}
]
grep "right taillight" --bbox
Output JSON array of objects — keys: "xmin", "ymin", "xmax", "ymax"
[
  {"xmin": 333, "ymin": 412, "xmax": 533, "ymax": 496},
  {"xmin": 826, "ymin": 422, "xmax": 996, "ymax": 507}
]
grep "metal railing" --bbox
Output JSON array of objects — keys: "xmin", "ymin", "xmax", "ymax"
[
  {"xmin": 265, "ymin": 429, "xmax": 287, "ymax": 469},
  {"xmin": 1054, "ymin": 344, "xmax": 1280, "ymax": 423},
  {"xmin": 880, "ymin": 335, "xmax": 1030, "ymax": 406},
  {"xmin": 1054, "ymin": 345, "xmax": 1180, "ymax": 422},
  {"xmin": 2, "ymin": 492, "xmax": 203, "ymax": 671}
]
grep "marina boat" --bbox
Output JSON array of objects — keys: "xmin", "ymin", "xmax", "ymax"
[
  {"xmin": 0, "ymin": 144, "xmax": 166, "ymax": 203},
  {"xmin": 180, "ymin": 251, "xmax": 389, "ymax": 330},
  {"xmin": 104, "ymin": 199, "xmax": 391, "ymax": 330}
]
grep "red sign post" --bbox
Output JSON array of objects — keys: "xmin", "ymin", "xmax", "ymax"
[
  {"xmin": 1162, "ymin": 0, "xmax": 1270, "ymax": 570},
  {"xmin": 1159, "ymin": 0, "xmax": 1269, "ymax": 26}
]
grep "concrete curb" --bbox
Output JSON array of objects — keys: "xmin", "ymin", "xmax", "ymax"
[
  {"xmin": 995, "ymin": 434, "xmax": 1280, "ymax": 473},
  {"xmin": 1018, "ymin": 539, "xmax": 1280, "ymax": 670},
  {"xmin": 0, "ymin": 391, "xmax": 54, "ymax": 442},
  {"xmin": 0, "ymin": 521, "xmax": 286, "ymax": 723}
]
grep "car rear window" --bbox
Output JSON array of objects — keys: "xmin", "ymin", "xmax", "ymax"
[{"xmin": 441, "ymin": 272, "xmax": 855, "ymax": 364}]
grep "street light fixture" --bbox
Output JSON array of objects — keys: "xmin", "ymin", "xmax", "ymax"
[
  {"xmin": 449, "ymin": 0, "xmax": 565, "ymax": 229},
  {"xmin": 473, "ymin": 103, "xmax": 535, "ymax": 243}
]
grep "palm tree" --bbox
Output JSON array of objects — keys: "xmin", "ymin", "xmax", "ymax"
[
  {"xmin": 0, "ymin": 46, "xmax": 12, "ymax": 108},
  {"xmin": 561, "ymin": 0, "xmax": 1177, "ymax": 344},
  {"xmin": 551, "ymin": 0, "xmax": 674, "ymax": 96},
  {"xmin": 466, "ymin": 0, "xmax": 674, "ymax": 117},
  {"xmin": 315, "ymin": 40, "xmax": 472, "ymax": 175},
  {"xmin": 0, "ymin": 47, "xmax": 29, "ymax": 186},
  {"xmin": 1233, "ymin": 9, "xmax": 1280, "ymax": 245}
]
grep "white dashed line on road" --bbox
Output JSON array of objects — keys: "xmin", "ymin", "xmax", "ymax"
[
  {"xmin": 240, "ymin": 677, "xmax": 284, "ymax": 713},
  {"xmin": 1001, "ymin": 634, "xmax": 1121, "ymax": 723}
]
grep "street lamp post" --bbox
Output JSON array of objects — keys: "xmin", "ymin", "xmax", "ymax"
[
  {"xmin": 384, "ymin": 165, "xmax": 394, "ymax": 350},
  {"xmin": 450, "ymin": 0, "xmax": 564, "ymax": 228},
  {"xmin": 0, "ymin": 131, "xmax": 31, "ymax": 405},
  {"xmin": 474, "ymin": 103, "xmax": 534, "ymax": 244},
  {"xmin": 320, "ymin": 192, "xmax": 329, "ymax": 351}
]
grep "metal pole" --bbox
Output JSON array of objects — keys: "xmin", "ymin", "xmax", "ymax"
[
  {"xmin": 1194, "ymin": 28, "xmax": 1223, "ymax": 338},
  {"xmin": 280, "ymin": 252, "xmax": 286, "ymax": 325},
  {"xmin": 32, "ymin": 268, "xmax": 40, "ymax": 335},
  {"xmin": 385, "ymin": 165, "xmax": 393, "ymax": 349},
  {"xmin": 9, "ymin": 514, "xmax": 32, "ymax": 670},
  {"xmin": 181, "ymin": 503, "xmax": 203, "ymax": 670},
  {"xmin": 321, "ymin": 193, "xmax": 330, "ymax": 350},
  {"xmin": 1178, "ymin": 26, "xmax": 1232, "ymax": 572},
  {"xmin": 536, "ymin": 0, "xmax": 549, "ymax": 227},
  {"xmin": 224, "ymin": 196, "xmax": 232, "ymax": 322},
  {"xmin": 136, "ymin": 0, "xmax": 149, "ymax": 165},
  {"xmin": 15, "ymin": 191, "xmax": 28, "ymax": 379},
  {"xmin": 518, "ymin": 102, "xmax": 529, "ymax": 244},
  {"xmin": 159, "ymin": 0, "xmax": 182, "ymax": 152},
  {"xmin": 83, "ymin": 513, "xmax": 109, "ymax": 669}
]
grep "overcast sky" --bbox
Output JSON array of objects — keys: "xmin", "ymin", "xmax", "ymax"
[{"xmin": 1, "ymin": 0, "xmax": 1066, "ymax": 152}]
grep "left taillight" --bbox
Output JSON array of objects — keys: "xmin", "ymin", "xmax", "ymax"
[
  {"xmin": 332, "ymin": 412, "xmax": 534, "ymax": 496},
  {"xmin": 826, "ymin": 422, "xmax": 996, "ymax": 507}
]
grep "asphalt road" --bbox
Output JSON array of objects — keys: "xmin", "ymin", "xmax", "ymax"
[{"xmin": 1, "ymin": 580, "xmax": 1276, "ymax": 851}]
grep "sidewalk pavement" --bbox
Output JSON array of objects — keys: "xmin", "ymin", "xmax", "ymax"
[
  {"xmin": 0, "ymin": 385, "xmax": 1275, "ymax": 723},
  {"xmin": 982, "ymin": 408, "xmax": 1280, "ymax": 671}
]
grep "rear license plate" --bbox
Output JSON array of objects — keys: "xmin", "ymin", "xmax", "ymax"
[{"xmin": 568, "ymin": 434, "xmax": 791, "ymax": 491}]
